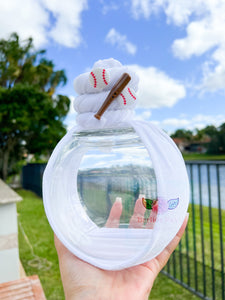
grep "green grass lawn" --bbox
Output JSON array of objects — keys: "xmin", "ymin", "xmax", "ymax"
[
  {"xmin": 16, "ymin": 189, "xmax": 199, "ymax": 300},
  {"xmin": 183, "ymin": 153, "xmax": 225, "ymax": 161},
  {"xmin": 187, "ymin": 204, "xmax": 225, "ymax": 269},
  {"xmin": 174, "ymin": 203, "xmax": 225, "ymax": 300},
  {"xmin": 17, "ymin": 189, "xmax": 64, "ymax": 299}
]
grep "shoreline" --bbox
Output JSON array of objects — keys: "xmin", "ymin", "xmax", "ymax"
[{"xmin": 183, "ymin": 154, "xmax": 225, "ymax": 161}]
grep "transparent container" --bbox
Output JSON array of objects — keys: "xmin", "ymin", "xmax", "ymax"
[
  {"xmin": 43, "ymin": 126, "xmax": 161, "ymax": 270},
  {"xmin": 76, "ymin": 127, "xmax": 158, "ymax": 228}
]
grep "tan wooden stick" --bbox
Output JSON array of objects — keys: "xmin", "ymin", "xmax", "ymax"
[{"xmin": 94, "ymin": 73, "xmax": 131, "ymax": 120}]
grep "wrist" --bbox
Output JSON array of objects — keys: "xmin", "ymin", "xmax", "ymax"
[{"xmin": 65, "ymin": 285, "xmax": 102, "ymax": 300}]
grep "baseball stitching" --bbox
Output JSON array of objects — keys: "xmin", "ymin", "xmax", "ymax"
[
  {"xmin": 128, "ymin": 88, "xmax": 136, "ymax": 100},
  {"xmin": 102, "ymin": 69, "xmax": 108, "ymax": 86},
  {"xmin": 120, "ymin": 93, "xmax": 126, "ymax": 105},
  {"xmin": 90, "ymin": 71, "xmax": 97, "ymax": 88}
]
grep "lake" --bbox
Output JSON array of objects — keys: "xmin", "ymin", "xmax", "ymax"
[{"xmin": 185, "ymin": 162, "xmax": 225, "ymax": 210}]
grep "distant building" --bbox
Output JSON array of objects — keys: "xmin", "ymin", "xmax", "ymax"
[
  {"xmin": 172, "ymin": 137, "xmax": 211, "ymax": 154},
  {"xmin": 172, "ymin": 138, "xmax": 188, "ymax": 152}
]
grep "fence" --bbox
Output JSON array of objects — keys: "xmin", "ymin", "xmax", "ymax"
[
  {"xmin": 162, "ymin": 161, "xmax": 225, "ymax": 300},
  {"xmin": 22, "ymin": 163, "xmax": 46, "ymax": 197},
  {"xmin": 22, "ymin": 161, "xmax": 225, "ymax": 299}
]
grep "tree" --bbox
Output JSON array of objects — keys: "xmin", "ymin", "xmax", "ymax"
[
  {"xmin": 0, "ymin": 33, "xmax": 67, "ymax": 93},
  {"xmin": 202, "ymin": 125, "xmax": 218, "ymax": 137},
  {"xmin": 206, "ymin": 123, "xmax": 225, "ymax": 154},
  {"xmin": 0, "ymin": 33, "xmax": 70, "ymax": 180},
  {"xmin": 170, "ymin": 124, "xmax": 225, "ymax": 155},
  {"xmin": 171, "ymin": 129, "xmax": 193, "ymax": 141},
  {"xmin": 193, "ymin": 128, "xmax": 205, "ymax": 142}
]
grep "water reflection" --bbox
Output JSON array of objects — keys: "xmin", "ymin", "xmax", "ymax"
[
  {"xmin": 78, "ymin": 164, "xmax": 157, "ymax": 227},
  {"xmin": 186, "ymin": 164, "xmax": 225, "ymax": 209}
]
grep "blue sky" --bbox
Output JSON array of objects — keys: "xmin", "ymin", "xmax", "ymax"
[{"xmin": 1, "ymin": 0, "xmax": 225, "ymax": 133}]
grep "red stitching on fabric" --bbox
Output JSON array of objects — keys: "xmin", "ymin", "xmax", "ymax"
[
  {"xmin": 102, "ymin": 69, "xmax": 108, "ymax": 85},
  {"xmin": 90, "ymin": 71, "xmax": 97, "ymax": 88},
  {"xmin": 120, "ymin": 93, "xmax": 126, "ymax": 105},
  {"xmin": 128, "ymin": 88, "xmax": 136, "ymax": 100}
]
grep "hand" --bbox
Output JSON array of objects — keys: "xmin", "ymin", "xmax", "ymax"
[{"xmin": 55, "ymin": 196, "xmax": 189, "ymax": 300}]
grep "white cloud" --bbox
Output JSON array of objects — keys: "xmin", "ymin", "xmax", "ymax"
[
  {"xmin": 105, "ymin": 28, "xmax": 137, "ymax": 55},
  {"xmin": 135, "ymin": 110, "xmax": 152, "ymax": 121},
  {"xmin": 201, "ymin": 46, "xmax": 225, "ymax": 91},
  {"xmin": 64, "ymin": 95, "xmax": 77, "ymax": 130},
  {"xmin": 68, "ymin": 95, "xmax": 76, "ymax": 115},
  {"xmin": 171, "ymin": 3, "xmax": 225, "ymax": 59},
  {"xmin": 169, "ymin": 1, "xmax": 225, "ymax": 92},
  {"xmin": 162, "ymin": 118, "xmax": 189, "ymax": 127},
  {"xmin": 0, "ymin": 0, "xmax": 49, "ymax": 47},
  {"xmin": 0, "ymin": 0, "xmax": 88, "ymax": 48},
  {"xmin": 100, "ymin": 1, "xmax": 120, "ymax": 14},
  {"xmin": 42, "ymin": 0, "xmax": 88, "ymax": 48},
  {"xmin": 130, "ymin": 0, "xmax": 163, "ymax": 19},
  {"xmin": 129, "ymin": 64, "xmax": 186, "ymax": 108},
  {"xmin": 191, "ymin": 114, "xmax": 225, "ymax": 127},
  {"xmin": 164, "ymin": 1, "xmax": 206, "ymax": 26},
  {"xmin": 157, "ymin": 114, "xmax": 225, "ymax": 133},
  {"xmin": 130, "ymin": 0, "xmax": 225, "ymax": 92}
]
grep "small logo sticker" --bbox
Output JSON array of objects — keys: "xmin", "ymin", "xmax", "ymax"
[
  {"xmin": 168, "ymin": 198, "xmax": 179, "ymax": 210},
  {"xmin": 142, "ymin": 198, "xmax": 158, "ymax": 210}
]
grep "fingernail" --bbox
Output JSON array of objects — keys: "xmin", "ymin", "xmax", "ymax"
[{"xmin": 116, "ymin": 197, "xmax": 122, "ymax": 204}]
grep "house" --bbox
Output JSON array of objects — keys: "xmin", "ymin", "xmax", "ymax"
[{"xmin": 172, "ymin": 138, "xmax": 188, "ymax": 152}]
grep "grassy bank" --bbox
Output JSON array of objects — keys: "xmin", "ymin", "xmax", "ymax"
[
  {"xmin": 17, "ymin": 189, "xmax": 64, "ymax": 299},
  {"xmin": 187, "ymin": 204, "xmax": 225, "ymax": 269},
  {"xmin": 183, "ymin": 153, "xmax": 225, "ymax": 161},
  {"xmin": 165, "ymin": 202, "xmax": 225, "ymax": 300},
  {"xmin": 16, "ymin": 189, "xmax": 198, "ymax": 299}
]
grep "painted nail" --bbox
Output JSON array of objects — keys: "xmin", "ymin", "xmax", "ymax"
[{"xmin": 116, "ymin": 197, "xmax": 122, "ymax": 204}]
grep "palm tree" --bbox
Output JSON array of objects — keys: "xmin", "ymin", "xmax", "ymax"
[
  {"xmin": 0, "ymin": 33, "xmax": 67, "ymax": 93},
  {"xmin": 0, "ymin": 33, "xmax": 69, "ymax": 180}
]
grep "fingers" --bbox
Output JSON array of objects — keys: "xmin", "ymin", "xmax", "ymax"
[
  {"xmin": 145, "ymin": 202, "xmax": 158, "ymax": 229},
  {"xmin": 105, "ymin": 197, "xmax": 123, "ymax": 228},
  {"xmin": 129, "ymin": 194, "xmax": 146, "ymax": 228},
  {"xmin": 164, "ymin": 213, "xmax": 189, "ymax": 255}
]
